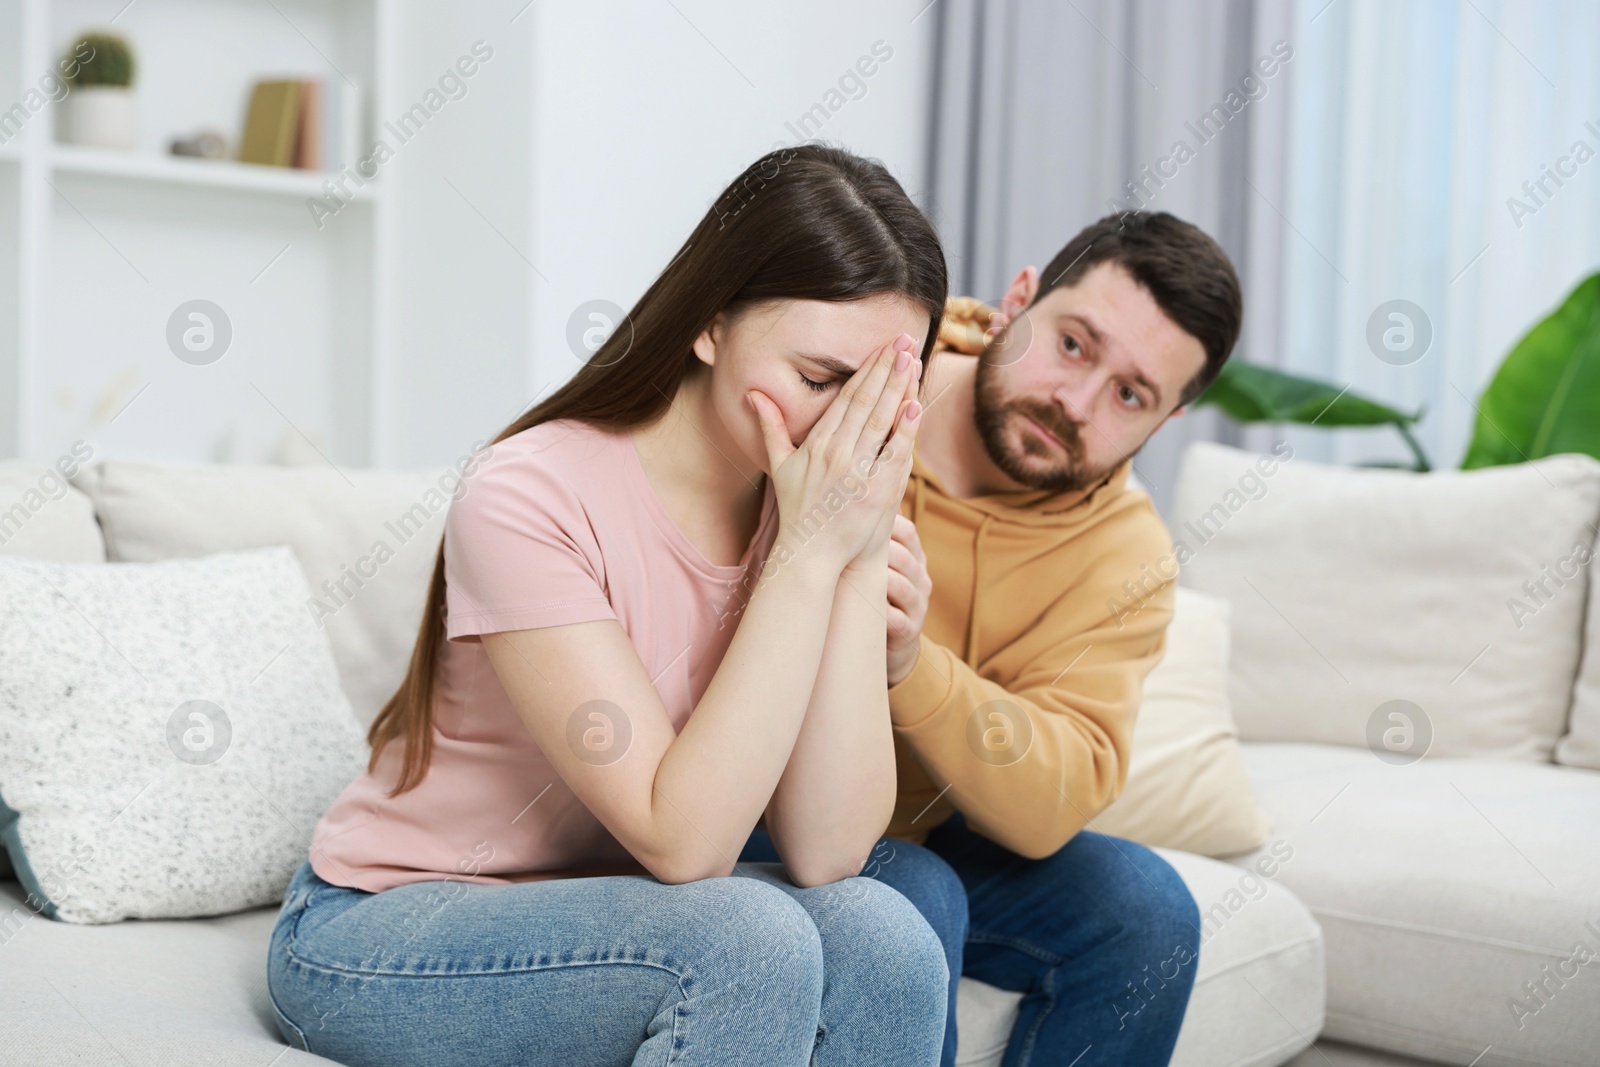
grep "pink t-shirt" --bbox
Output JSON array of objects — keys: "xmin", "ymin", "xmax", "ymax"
[{"xmin": 309, "ymin": 418, "xmax": 779, "ymax": 893}]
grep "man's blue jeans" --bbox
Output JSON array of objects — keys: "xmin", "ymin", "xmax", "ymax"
[{"xmin": 741, "ymin": 813, "xmax": 1201, "ymax": 1067}]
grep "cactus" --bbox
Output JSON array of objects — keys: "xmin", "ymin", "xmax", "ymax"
[{"xmin": 62, "ymin": 31, "xmax": 135, "ymax": 89}]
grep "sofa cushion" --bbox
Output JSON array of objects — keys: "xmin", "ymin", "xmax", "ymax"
[
  {"xmin": 1231, "ymin": 741, "xmax": 1600, "ymax": 1067},
  {"xmin": 1173, "ymin": 442, "xmax": 1600, "ymax": 761},
  {"xmin": 1555, "ymin": 521, "xmax": 1600, "ymax": 770},
  {"xmin": 71, "ymin": 457, "xmax": 485, "ymax": 728},
  {"xmin": 0, "ymin": 881, "xmax": 341, "ymax": 1065},
  {"xmin": 0, "ymin": 455, "xmax": 107, "ymax": 884},
  {"xmin": 1095, "ymin": 586, "xmax": 1273, "ymax": 857},
  {"xmin": 1285, "ymin": 1040, "xmax": 1444, "ymax": 1066},
  {"xmin": 0, "ymin": 547, "xmax": 368, "ymax": 923},
  {"xmin": 956, "ymin": 846, "xmax": 1323, "ymax": 1067},
  {"xmin": 0, "ymin": 842, "xmax": 1322, "ymax": 1067}
]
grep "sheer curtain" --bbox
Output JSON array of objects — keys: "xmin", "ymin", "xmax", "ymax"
[
  {"xmin": 1278, "ymin": 0, "xmax": 1600, "ymax": 471},
  {"xmin": 924, "ymin": 0, "xmax": 1600, "ymax": 514}
]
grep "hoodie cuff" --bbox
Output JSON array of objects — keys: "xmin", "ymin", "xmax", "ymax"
[{"xmin": 888, "ymin": 633, "xmax": 955, "ymax": 729}]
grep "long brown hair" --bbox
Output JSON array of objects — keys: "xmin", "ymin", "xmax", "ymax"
[{"xmin": 368, "ymin": 143, "xmax": 949, "ymax": 796}]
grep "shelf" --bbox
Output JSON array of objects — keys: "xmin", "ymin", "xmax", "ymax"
[
  {"xmin": 46, "ymin": 143, "xmax": 384, "ymax": 202},
  {"xmin": 2, "ymin": 0, "xmax": 420, "ymax": 466}
]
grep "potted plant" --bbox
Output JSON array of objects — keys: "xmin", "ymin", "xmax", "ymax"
[
  {"xmin": 1192, "ymin": 271, "xmax": 1600, "ymax": 473},
  {"xmin": 58, "ymin": 31, "xmax": 137, "ymax": 151}
]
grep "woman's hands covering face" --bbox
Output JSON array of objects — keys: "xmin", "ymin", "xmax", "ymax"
[{"xmin": 747, "ymin": 332, "xmax": 924, "ymax": 577}]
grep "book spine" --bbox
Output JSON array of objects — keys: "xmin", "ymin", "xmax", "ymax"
[
  {"xmin": 297, "ymin": 79, "xmax": 322, "ymax": 170},
  {"xmin": 273, "ymin": 81, "xmax": 302, "ymax": 166}
]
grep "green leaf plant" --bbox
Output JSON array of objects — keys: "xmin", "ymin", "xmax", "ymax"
[
  {"xmin": 1192, "ymin": 358, "xmax": 1431, "ymax": 471},
  {"xmin": 1460, "ymin": 272, "xmax": 1600, "ymax": 469},
  {"xmin": 1191, "ymin": 271, "xmax": 1600, "ymax": 473}
]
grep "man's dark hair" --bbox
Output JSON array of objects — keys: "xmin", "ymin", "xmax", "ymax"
[{"xmin": 1032, "ymin": 211, "xmax": 1242, "ymax": 410}]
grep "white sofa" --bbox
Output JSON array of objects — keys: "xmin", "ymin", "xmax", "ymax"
[{"xmin": 1, "ymin": 439, "xmax": 1596, "ymax": 1067}]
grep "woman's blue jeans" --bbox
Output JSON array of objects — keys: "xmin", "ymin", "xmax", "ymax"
[
  {"xmin": 740, "ymin": 817, "xmax": 1203, "ymax": 1067},
  {"xmin": 265, "ymin": 856, "xmax": 948, "ymax": 1066}
]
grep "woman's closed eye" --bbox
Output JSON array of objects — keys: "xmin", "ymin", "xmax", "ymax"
[{"xmin": 798, "ymin": 372, "xmax": 833, "ymax": 393}]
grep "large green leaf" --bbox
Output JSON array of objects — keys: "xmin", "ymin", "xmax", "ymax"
[
  {"xmin": 1461, "ymin": 272, "xmax": 1600, "ymax": 469},
  {"xmin": 1193, "ymin": 359, "xmax": 1431, "ymax": 469}
]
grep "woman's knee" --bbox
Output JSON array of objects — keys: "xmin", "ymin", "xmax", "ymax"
[
  {"xmin": 808, "ymin": 877, "xmax": 950, "ymax": 1002},
  {"xmin": 669, "ymin": 876, "xmax": 826, "ymax": 1002}
]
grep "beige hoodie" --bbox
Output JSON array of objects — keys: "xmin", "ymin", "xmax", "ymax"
[{"xmin": 884, "ymin": 303, "xmax": 1177, "ymax": 858}]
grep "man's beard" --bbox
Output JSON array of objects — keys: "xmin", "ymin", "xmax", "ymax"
[{"xmin": 972, "ymin": 329, "xmax": 1111, "ymax": 494}]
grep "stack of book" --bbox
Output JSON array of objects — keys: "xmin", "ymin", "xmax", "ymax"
[{"xmin": 239, "ymin": 77, "xmax": 362, "ymax": 171}]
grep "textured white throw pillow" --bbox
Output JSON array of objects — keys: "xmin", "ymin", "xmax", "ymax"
[
  {"xmin": 0, "ymin": 456, "xmax": 107, "ymax": 884},
  {"xmin": 0, "ymin": 546, "xmax": 368, "ymax": 923},
  {"xmin": 1093, "ymin": 586, "xmax": 1273, "ymax": 857},
  {"xmin": 1173, "ymin": 442, "xmax": 1600, "ymax": 761}
]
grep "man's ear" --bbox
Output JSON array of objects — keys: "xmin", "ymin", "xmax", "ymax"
[
  {"xmin": 691, "ymin": 311, "xmax": 726, "ymax": 368},
  {"xmin": 998, "ymin": 266, "xmax": 1040, "ymax": 319}
]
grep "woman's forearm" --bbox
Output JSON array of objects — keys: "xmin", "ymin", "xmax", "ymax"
[
  {"xmin": 641, "ymin": 543, "xmax": 844, "ymax": 883},
  {"xmin": 762, "ymin": 550, "xmax": 899, "ymax": 887}
]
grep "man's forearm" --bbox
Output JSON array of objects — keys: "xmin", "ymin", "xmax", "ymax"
[{"xmin": 886, "ymin": 622, "xmax": 1168, "ymax": 859}]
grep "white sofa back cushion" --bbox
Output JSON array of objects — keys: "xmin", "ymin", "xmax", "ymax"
[
  {"xmin": 1555, "ymin": 523, "xmax": 1600, "ymax": 769},
  {"xmin": 0, "ymin": 546, "xmax": 368, "ymax": 923},
  {"xmin": 1173, "ymin": 442, "xmax": 1600, "ymax": 761},
  {"xmin": 0, "ymin": 452, "xmax": 105, "ymax": 563},
  {"xmin": 71, "ymin": 458, "xmax": 476, "ymax": 729}
]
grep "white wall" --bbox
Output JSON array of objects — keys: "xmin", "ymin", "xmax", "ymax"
[
  {"xmin": 384, "ymin": 0, "xmax": 938, "ymax": 468},
  {"xmin": 486, "ymin": 0, "xmax": 937, "ymax": 466},
  {"xmin": 385, "ymin": 1, "xmax": 538, "ymax": 468},
  {"xmin": 382, "ymin": 0, "xmax": 940, "ymax": 467}
]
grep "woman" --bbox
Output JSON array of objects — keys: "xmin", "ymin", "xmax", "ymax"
[{"xmin": 265, "ymin": 144, "xmax": 959, "ymax": 1066}]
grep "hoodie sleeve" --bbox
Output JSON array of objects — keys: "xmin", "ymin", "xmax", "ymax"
[{"xmin": 886, "ymin": 509, "xmax": 1176, "ymax": 859}]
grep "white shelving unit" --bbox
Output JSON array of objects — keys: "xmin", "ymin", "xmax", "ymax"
[{"xmin": 0, "ymin": 0, "xmax": 399, "ymax": 466}]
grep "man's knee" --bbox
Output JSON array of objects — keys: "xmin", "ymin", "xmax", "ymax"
[
  {"xmin": 1073, "ymin": 834, "xmax": 1202, "ymax": 1028},
  {"xmin": 1076, "ymin": 832, "xmax": 1199, "ymax": 942}
]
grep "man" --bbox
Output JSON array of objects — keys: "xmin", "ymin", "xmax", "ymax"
[{"xmin": 878, "ymin": 210, "xmax": 1240, "ymax": 1065}]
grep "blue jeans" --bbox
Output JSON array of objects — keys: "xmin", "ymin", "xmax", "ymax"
[
  {"xmin": 741, "ymin": 815, "xmax": 1202, "ymax": 1067},
  {"xmin": 266, "ymin": 857, "xmax": 948, "ymax": 1066}
]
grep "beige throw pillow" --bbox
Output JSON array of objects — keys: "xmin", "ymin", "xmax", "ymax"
[{"xmin": 1093, "ymin": 586, "xmax": 1273, "ymax": 857}]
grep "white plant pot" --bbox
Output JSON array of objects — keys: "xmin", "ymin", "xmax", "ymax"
[{"xmin": 59, "ymin": 85, "xmax": 137, "ymax": 150}]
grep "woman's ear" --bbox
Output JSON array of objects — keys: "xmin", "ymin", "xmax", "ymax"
[{"xmin": 691, "ymin": 311, "xmax": 727, "ymax": 368}]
